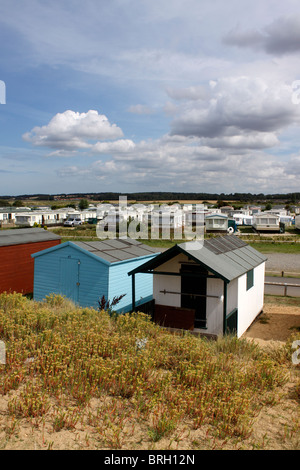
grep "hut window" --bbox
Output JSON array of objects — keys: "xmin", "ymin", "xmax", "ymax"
[{"xmin": 246, "ymin": 269, "xmax": 254, "ymax": 290}]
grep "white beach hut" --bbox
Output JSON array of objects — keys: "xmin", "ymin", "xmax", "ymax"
[{"xmin": 129, "ymin": 235, "xmax": 267, "ymax": 338}]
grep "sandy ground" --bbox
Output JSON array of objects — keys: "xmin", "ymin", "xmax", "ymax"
[{"xmin": 243, "ymin": 302, "xmax": 300, "ymax": 345}]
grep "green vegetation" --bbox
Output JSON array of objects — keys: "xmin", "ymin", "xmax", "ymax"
[
  {"xmin": 79, "ymin": 198, "xmax": 89, "ymax": 210},
  {"xmin": 0, "ymin": 292, "xmax": 298, "ymax": 450},
  {"xmin": 50, "ymin": 226, "xmax": 300, "ymax": 254},
  {"xmin": 247, "ymin": 242, "xmax": 300, "ymax": 254},
  {"xmin": 264, "ymin": 294, "xmax": 300, "ymax": 307}
]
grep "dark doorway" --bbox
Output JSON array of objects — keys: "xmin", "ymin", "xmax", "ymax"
[{"xmin": 181, "ymin": 264, "xmax": 207, "ymax": 328}]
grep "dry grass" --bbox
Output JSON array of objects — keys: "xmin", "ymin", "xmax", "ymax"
[{"xmin": 0, "ymin": 292, "xmax": 299, "ymax": 450}]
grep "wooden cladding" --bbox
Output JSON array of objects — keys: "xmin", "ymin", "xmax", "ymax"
[
  {"xmin": 154, "ymin": 304, "xmax": 195, "ymax": 330},
  {"xmin": 0, "ymin": 240, "xmax": 61, "ymax": 295}
]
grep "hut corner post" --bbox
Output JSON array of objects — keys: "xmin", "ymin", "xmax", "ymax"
[
  {"xmin": 223, "ymin": 280, "xmax": 228, "ymax": 335},
  {"xmin": 131, "ymin": 273, "xmax": 136, "ymax": 312}
]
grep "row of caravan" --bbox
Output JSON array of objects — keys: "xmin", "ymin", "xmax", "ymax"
[
  {"xmin": 234, "ymin": 213, "xmax": 299, "ymax": 233},
  {"xmin": 206, "ymin": 212, "xmax": 299, "ymax": 234},
  {"xmin": 1, "ymin": 204, "xmax": 299, "ymax": 234}
]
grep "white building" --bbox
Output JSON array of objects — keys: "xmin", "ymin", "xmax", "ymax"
[
  {"xmin": 150, "ymin": 207, "xmax": 183, "ymax": 230},
  {"xmin": 15, "ymin": 209, "xmax": 67, "ymax": 226},
  {"xmin": 0, "ymin": 209, "xmax": 14, "ymax": 224},
  {"xmin": 129, "ymin": 235, "xmax": 267, "ymax": 338},
  {"xmin": 232, "ymin": 213, "xmax": 253, "ymax": 226},
  {"xmin": 205, "ymin": 213, "xmax": 228, "ymax": 233},
  {"xmin": 15, "ymin": 211, "xmax": 44, "ymax": 226},
  {"xmin": 252, "ymin": 213, "xmax": 283, "ymax": 232}
]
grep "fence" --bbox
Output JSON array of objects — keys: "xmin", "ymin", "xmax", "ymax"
[{"xmin": 264, "ymin": 280, "xmax": 300, "ymax": 297}]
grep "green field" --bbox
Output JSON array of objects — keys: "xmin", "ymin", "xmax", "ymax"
[
  {"xmin": 51, "ymin": 226, "xmax": 300, "ymax": 254},
  {"xmin": 246, "ymin": 242, "xmax": 300, "ymax": 254}
]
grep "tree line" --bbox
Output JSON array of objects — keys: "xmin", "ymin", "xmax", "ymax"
[{"xmin": 1, "ymin": 192, "xmax": 299, "ymax": 204}]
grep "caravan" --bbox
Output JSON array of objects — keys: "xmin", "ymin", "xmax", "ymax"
[{"xmin": 252, "ymin": 213, "xmax": 284, "ymax": 233}]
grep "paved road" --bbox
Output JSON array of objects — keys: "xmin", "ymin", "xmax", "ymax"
[
  {"xmin": 265, "ymin": 253, "xmax": 300, "ymax": 274},
  {"xmin": 265, "ymin": 276, "xmax": 300, "ymax": 297}
]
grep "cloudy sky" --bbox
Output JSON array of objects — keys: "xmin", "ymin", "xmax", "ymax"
[{"xmin": 1, "ymin": 0, "xmax": 300, "ymax": 196}]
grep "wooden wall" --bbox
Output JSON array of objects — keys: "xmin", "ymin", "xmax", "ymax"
[
  {"xmin": 154, "ymin": 304, "xmax": 195, "ymax": 330},
  {"xmin": 33, "ymin": 244, "xmax": 109, "ymax": 308},
  {"xmin": 0, "ymin": 240, "xmax": 61, "ymax": 295}
]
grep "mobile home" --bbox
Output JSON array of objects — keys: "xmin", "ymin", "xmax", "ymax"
[
  {"xmin": 252, "ymin": 213, "xmax": 284, "ymax": 233},
  {"xmin": 205, "ymin": 213, "xmax": 228, "ymax": 233}
]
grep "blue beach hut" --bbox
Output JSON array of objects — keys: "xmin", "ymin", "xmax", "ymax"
[{"xmin": 32, "ymin": 238, "xmax": 160, "ymax": 312}]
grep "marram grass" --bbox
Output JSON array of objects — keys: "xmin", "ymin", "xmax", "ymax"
[{"xmin": 0, "ymin": 292, "xmax": 298, "ymax": 449}]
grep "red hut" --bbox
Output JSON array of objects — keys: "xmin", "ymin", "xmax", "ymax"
[{"xmin": 0, "ymin": 228, "xmax": 61, "ymax": 295}]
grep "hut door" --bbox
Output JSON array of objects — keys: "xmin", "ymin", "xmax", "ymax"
[
  {"xmin": 181, "ymin": 264, "xmax": 207, "ymax": 328},
  {"xmin": 59, "ymin": 258, "xmax": 80, "ymax": 303}
]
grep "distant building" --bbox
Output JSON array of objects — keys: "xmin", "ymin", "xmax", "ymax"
[
  {"xmin": 252, "ymin": 213, "xmax": 284, "ymax": 233},
  {"xmin": 205, "ymin": 213, "xmax": 228, "ymax": 233}
]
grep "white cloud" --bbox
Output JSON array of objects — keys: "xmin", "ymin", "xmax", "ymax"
[
  {"xmin": 92, "ymin": 139, "xmax": 136, "ymax": 154},
  {"xmin": 201, "ymin": 132, "xmax": 279, "ymax": 150},
  {"xmin": 57, "ymin": 138, "xmax": 297, "ymax": 193},
  {"xmin": 169, "ymin": 77, "xmax": 300, "ymax": 149},
  {"xmin": 223, "ymin": 15, "xmax": 300, "ymax": 56},
  {"xmin": 23, "ymin": 110, "xmax": 124, "ymax": 150}
]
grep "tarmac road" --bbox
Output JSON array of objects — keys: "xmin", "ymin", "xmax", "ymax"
[{"xmin": 265, "ymin": 253, "xmax": 300, "ymax": 274}]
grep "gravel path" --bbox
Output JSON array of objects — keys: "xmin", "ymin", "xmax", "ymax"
[{"xmin": 265, "ymin": 253, "xmax": 300, "ymax": 274}]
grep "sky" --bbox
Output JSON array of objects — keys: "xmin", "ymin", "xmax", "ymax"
[{"xmin": 1, "ymin": 0, "xmax": 300, "ymax": 196}]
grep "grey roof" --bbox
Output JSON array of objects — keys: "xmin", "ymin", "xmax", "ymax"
[
  {"xmin": 0, "ymin": 228, "xmax": 61, "ymax": 247},
  {"xmin": 181, "ymin": 237, "xmax": 267, "ymax": 281},
  {"xmin": 128, "ymin": 235, "xmax": 267, "ymax": 282},
  {"xmin": 72, "ymin": 238, "xmax": 160, "ymax": 263}
]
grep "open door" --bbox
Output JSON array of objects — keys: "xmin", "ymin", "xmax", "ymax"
[{"xmin": 181, "ymin": 264, "xmax": 207, "ymax": 328}]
